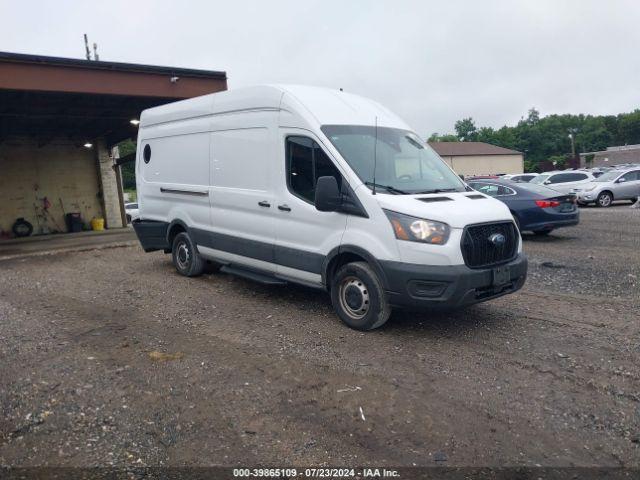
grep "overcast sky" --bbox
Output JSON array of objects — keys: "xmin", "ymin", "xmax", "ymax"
[{"xmin": 1, "ymin": 0, "xmax": 639, "ymax": 136}]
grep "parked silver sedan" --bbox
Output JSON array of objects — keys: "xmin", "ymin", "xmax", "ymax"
[{"xmin": 574, "ymin": 168, "xmax": 640, "ymax": 207}]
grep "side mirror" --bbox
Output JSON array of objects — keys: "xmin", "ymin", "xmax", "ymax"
[
  {"xmin": 315, "ymin": 176, "xmax": 341, "ymax": 212},
  {"xmin": 617, "ymin": 177, "xmax": 627, "ymax": 183},
  {"xmin": 543, "ymin": 180, "xmax": 551, "ymax": 185}
]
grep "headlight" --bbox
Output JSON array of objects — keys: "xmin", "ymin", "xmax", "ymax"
[{"xmin": 384, "ymin": 210, "xmax": 450, "ymax": 245}]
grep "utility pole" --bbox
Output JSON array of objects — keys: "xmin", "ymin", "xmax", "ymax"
[
  {"xmin": 568, "ymin": 129, "xmax": 579, "ymax": 168},
  {"xmin": 568, "ymin": 133, "xmax": 576, "ymax": 157},
  {"xmin": 83, "ymin": 34, "xmax": 91, "ymax": 60}
]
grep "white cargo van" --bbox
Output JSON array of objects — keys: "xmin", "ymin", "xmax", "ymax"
[{"xmin": 133, "ymin": 85, "xmax": 527, "ymax": 330}]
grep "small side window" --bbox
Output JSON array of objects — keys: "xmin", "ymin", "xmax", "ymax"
[
  {"xmin": 471, "ymin": 183, "xmax": 498, "ymax": 196},
  {"xmin": 548, "ymin": 174, "xmax": 563, "ymax": 184},
  {"xmin": 143, "ymin": 144, "xmax": 151, "ymax": 164},
  {"xmin": 498, "ymin": 186, "xmax": 516, "ymax": 196},
  {"xmin": 621, "ymin": 171, "xmax": 639, "ymax": 182},
  {"xmin": 286, "ymin": 136, "xmax": 342, "ymax": 204}
]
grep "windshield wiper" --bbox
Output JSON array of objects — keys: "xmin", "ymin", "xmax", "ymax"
[
  {"xmin": 365, "ymin": 182, "xmax": 410, "ymax": 195},
  {"xmin": 415, "ymin": 188, "xmax": 460, "ymax": 194}
]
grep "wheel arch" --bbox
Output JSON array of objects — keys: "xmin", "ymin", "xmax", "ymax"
[
  {"xmin": 166, "ymin": 219, "xmax": 189, "ymax": 249},
  {"xmin": 599, "ymin": 189, "xmax": 614, "ymax": 199},
  {"xmin": 322, "ymin": 245, "xmax": 388, "ymax": 291}
]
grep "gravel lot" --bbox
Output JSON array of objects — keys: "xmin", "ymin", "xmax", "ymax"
[{"xmin": 0, "ymin": 206, "xmax": 639, "ymax": 469}]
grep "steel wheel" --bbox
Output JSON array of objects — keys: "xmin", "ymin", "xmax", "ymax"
[
  {"xmin": 338, "ymin": 275, "xmax": 370, "ymax": 320},
  {"xmin": 175, "ymin": 240, "xmax": 191, "ymax": 270}
]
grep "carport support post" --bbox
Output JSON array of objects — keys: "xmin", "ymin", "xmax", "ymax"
[
  {"xmin": 111, "ymin": 145, "xmax": 128, "ymax": 227},
  {"xmin": 94, "ymin": 138, "xmax": 125, "ymax": 229}
]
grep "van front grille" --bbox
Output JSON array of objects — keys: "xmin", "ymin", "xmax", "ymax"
[{"xmin": 461, "ymin": 222, "xmax": 518, "ymax": 269}]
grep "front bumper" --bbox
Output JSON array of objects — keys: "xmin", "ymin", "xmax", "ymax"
[
  {"xmin": 381, "ymin": 254, "xmax": 528, "ymax": 310},
  {"xmin": 576, "ymin": 191, "xmax": 598, "ymax": 203}
]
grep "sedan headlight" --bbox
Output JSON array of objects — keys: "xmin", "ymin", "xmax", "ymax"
[{"xmin": 384, "ymin": 210, "xmax": 450, "ymax": 245}]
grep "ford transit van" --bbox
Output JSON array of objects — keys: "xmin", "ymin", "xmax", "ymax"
[{"xmin": 133, "ymin": 85, "xmax": 527, "ymax": 330}]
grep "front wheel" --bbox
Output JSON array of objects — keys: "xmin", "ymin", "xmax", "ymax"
[
  {"xmin": 330, "ymin": 261, "xmax": 391, "ymax": 331},
  {"xmin": 596, "ymin": 192, "xmax": 612, "ymax": 207},
  {"xmin": 172, "ymin": 232, "xmax": 205, "ymax": 277}
]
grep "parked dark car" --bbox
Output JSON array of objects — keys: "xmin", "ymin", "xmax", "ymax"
[
  {"xmin": 508, "ymin": 173, "xmax": 538, "ymax": 183},
  {"xmin": 467, "ymin": 179, "xmax": 579, "ymax": 235}
]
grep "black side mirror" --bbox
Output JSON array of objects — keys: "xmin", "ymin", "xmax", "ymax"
[{"xmin": 315, "ymin": 176, "xmax": 341, "ymax": 212}]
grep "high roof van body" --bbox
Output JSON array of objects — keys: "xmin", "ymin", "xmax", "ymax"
[{"xmin": 133, "ymin": 85, "xmax": 527, "ymax": 330}]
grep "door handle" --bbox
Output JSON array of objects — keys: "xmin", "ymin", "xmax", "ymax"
[
  {"xmin": 258, "ymin": 201, "xmax": 271, "ymax": 208},
  {"xmin": 278, "ymin": 204, "xmax": 291, "ymax": 212}
]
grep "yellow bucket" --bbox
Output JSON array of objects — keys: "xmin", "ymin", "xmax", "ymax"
[{"xmin": 90, "ymin": 217, "xmax": 105, "ymax": 231}]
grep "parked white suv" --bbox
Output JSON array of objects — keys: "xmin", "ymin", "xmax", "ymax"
[
  {"xmin": 132, "ymin": 85, "xmax": 527, "ymax": 330},
  {"xmin": 574, "ymin": 168, "xmax": 640, "ymax": 207},
  {"xmin": 529, "ymin": 171, "xmax": 595, "ymax": 194}
]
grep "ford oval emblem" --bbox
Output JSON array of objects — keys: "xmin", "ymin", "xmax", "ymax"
[{"xmin": 489, "ymin": 233, "xmax": 506, "ymax": 246}]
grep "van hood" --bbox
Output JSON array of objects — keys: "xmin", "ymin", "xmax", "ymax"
[{"xmin": 373, "ymin": 192, "xmax": 514, "ymax": 229}]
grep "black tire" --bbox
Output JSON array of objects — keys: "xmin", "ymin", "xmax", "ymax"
[
  {"xmin": 330, "ymin": 261, "xmax": 391, "ymax": 331},
  {"xmin": 533, "ymin": 229, "xmax": 552, "ymax": 236},
  {"xmin": 596, "ymin": 191, "xmax": 613, "ymax": 208},
  {"xmin": 12, "ymin": 218, "xmax": 33, "ymax": 237},
  {"xmin": 126, "ymin": 214, "xmax": 132, "ymax": 224},
  {"xmin": 171, "ymin": 232, "xmax": 205, "ymax": 277},
  {"xmin": 205, "ymin": 260, "xmax": 223, "ymax": 274}
]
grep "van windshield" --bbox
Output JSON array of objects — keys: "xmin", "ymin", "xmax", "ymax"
[{"xmin": 321, "ymin": 125, "xmax": 466, "ymax": 194}]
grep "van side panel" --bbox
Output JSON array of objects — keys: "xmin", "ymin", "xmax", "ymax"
[
  {"xmin": 202, "ymin": 112, "xmax": 278, "ymax": 272},
  {"xmin": 137, "ymin": 116, "xmax": 211, "ymax": 233}
]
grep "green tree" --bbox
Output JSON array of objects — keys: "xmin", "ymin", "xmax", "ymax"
[
  {"xmin": 618, "ymin": 109, "xmax": 640, "ymax": 145},
  {"xmin": 118, "ymin": 139, "xmax": 137, "ymax": 190},
  {"xmin": 454, "ymin": 117, "xmax": 478, "ymax": 141},
  {"xmin": 427, "ymin": 132, "xmax": 459, "ymax": 142},
  {"xmin": 548, "ymin": 155, "xmax": 567, "ymax": 169},
  {"xmin": 432, "ymin": 107, "xmax": 640, "ymax": 171}
]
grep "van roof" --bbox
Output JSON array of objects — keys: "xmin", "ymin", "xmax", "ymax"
[{"xmin": 139, "ymin": 85, "xmax": 410, "ymax": 130}]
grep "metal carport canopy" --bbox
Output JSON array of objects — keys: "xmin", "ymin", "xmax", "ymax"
[{"xmin": 0, "ymin": 51, "xmax": 228, "ymax": 146}]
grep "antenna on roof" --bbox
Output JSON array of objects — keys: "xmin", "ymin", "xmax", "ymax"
[
  {"xmin": 93, "ymin": 42, "xmax": 99, "ymax": 61},
  {"xmin": 372, "ymin": 116, "xmax": 378, "ymax": 195},
  {"xmin": 83, "ymin": 34, "xmax": 91, "ymax": 60}
]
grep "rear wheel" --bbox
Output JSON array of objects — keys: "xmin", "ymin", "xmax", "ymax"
[
  {"xmin": 596, "ymin": 191, "xmax": 612, "ymax": 207},
  {"xmin": 330, "ymin": 262, "xmax": 391, "ymax": 331},
  {"xmin": 172, "ymin": 232, "xmax": 205, "ymax": 277}
]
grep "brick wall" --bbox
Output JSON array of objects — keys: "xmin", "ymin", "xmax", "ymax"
[{"xmin": 0, "ymin": 137, "xmax": 104, "ymax": 235}]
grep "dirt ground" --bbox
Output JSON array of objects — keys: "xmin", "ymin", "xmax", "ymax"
[{"xmin": 0, "ymin": 206, "xmax": 639, "ymax": 469}]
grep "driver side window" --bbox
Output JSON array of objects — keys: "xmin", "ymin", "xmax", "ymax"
[{"xmin": 286, "ymin": 136, "xmax": 342, "ymax": 204}]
